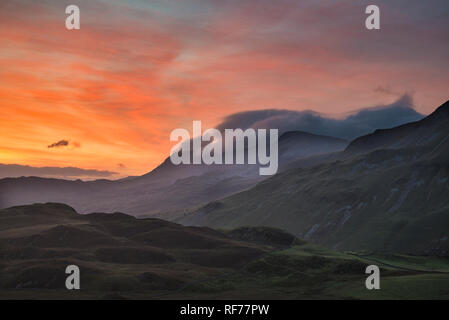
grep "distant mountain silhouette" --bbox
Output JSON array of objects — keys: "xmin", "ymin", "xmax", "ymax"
[
  {"xmin": 279, "ymin": 131, "xmax": 347, "ymax": 163},
  {"xmin": 0, "ymin": 130, "xmax": 348, "ymax": 217}
]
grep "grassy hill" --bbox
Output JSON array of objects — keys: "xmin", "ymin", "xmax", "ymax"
[{"xmin": 1, "ymin": 203, "xmax": 448, "ymax": 299}]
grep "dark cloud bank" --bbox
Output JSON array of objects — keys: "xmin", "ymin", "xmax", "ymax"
[
  {"xmin": 217, "ymin": 95, "xmax": 424, "ymax": 140},
  {"xmin": 0, "ymin": 164, "xmax": 117, "ymax": 180}
]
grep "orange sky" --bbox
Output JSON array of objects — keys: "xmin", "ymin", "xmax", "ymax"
[{"xmin": 0, "ymin": 0, "xmax": 448, "ymax": 178}]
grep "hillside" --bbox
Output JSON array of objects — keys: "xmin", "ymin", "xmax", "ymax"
[
  {"xmin": 1, "ymin": 203, "xmax": 448, "ymax": 300},
  {"xmin": 0, "ymin": 131, "xmax": 348, "ymax": 217},
  {"xmin": 0, "ymin": 203, "xmax": 285, "ymax": 298},
  {"xmin": 180, "ymin": 101, "xmax": 449, "ymax": 255}
]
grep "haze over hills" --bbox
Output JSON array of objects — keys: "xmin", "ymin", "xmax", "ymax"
[
  {"xmin": 0, "ymin": 98, "xmax": 425, "ymax": 217},
  {"xmin": 0, "ymin": 164, "xmax": 118, "ymax": 180},
  {"xmin": 180, "ymin": 101, "xmax": 449, "ymax": 255},
  {"xmin": 0, "ymin": 99, "xmax": 444, "ymax": 256},
  {"xmin": 0, "ymin": 130, "xmax": 348, "ymax": 217}
]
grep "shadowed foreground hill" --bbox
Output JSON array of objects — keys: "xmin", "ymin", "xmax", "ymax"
[
  {"xmin": 180, "ymin": 101, "xmax": 449, "ymax": 255},
  {"xmin": 1, "ymin": 203, "xmax": 448, "ymax": 299},
  {"xmin": 0, "ymin": 203, "xmax": 289, "ymax": 299}
]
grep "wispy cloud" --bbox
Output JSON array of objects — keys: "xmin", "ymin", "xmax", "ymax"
[
  {"xmin": 0, "ymin": 163, "xmax": 117, "ymax": 180},
  {"xmin": 47, "ymin": 140, "xmax": 81, "ymax": 149},
  {"xmin": 47, "ymin": 140, "xmax": 69, "ymax": 148}
]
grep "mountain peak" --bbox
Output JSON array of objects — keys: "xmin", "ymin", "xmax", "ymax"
[
  {"xmin": 424, "ymin": 100, "xmax": 449, "ymax": 122},
  {"xmin": 345, "ymin": 100, "xmax": 449, "ymax": 154}
]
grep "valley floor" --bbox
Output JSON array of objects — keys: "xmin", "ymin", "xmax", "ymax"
[
  {"xmin": 1, "ymin": 203, "xmax": 448, "ymax": 300},
  {"xmin": 2, "ymin": 244, "xmax": 449, "ymax": 300}
]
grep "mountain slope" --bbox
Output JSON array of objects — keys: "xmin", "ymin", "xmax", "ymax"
[
  {"xmin": 0, "ymin": 131, "xmax": 348, "ymax": 217},
  {"xmin": 180, "ymin": 101, "xmax": 449, "ymax": 255}
]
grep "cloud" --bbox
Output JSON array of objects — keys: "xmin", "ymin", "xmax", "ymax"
[
  {"xmin": 1, "ymin": 0, "xmax": 447, "ymax": 175},
  {"xmin": 117, "ymin": 163, "xmax": 126, "ymax": 169},
  {"xmin": 216, "ymin": 95, "xmax": 424, "ymax": 140},
  {"xmin": 47, "ymin": 140, "xmax": 81, "ymax": 149},
  {"xmin": 47, "ymin": 140, "xmax": 69, "ymax": 148},
  {"xmin": 0, "ymin": 164, "xmax": 118, "ymax": 180},
  {"xmin": 374, "ymin": 86, "xmax": 395, "ymax": 96}
]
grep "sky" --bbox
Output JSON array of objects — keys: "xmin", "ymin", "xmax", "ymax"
[{"xmin": 0, "ymin": 0, "xmax": 448, "ymax": 179}]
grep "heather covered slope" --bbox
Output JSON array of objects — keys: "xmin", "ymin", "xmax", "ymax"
[{"xmin": 180, "ymin": 101, "xmax": 449, "ymax": 255}]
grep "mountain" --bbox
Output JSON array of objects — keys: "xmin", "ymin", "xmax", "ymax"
[
  {"xmin": 0, "ymin": 131, "xmax": 348, "ymax": 217},
  {"xmin": 2, "ymin": 203, "xmax": 448, "ymax": 299},
  {"xmin": 179, "ymin": 101, "xmax": 449, "ymax": 255},
  {"xmin": 346, "ymin": 100, "xmax": 449, "ymax": 156},
  {"xmin": 279, "ymin": 131, "xmax": 347, "ymax": 163}
]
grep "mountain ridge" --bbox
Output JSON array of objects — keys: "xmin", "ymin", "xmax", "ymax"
[
  {"xmin": 0, "ymin": 129, "xmax": 349, "ymax": 216},
  {"xmin": 345, "ymin": 100, "xmax": 449, "ymax": 154},
  {"xmin": 179, "ymin": 100, "xmax": 449, "ymax": 255}
]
